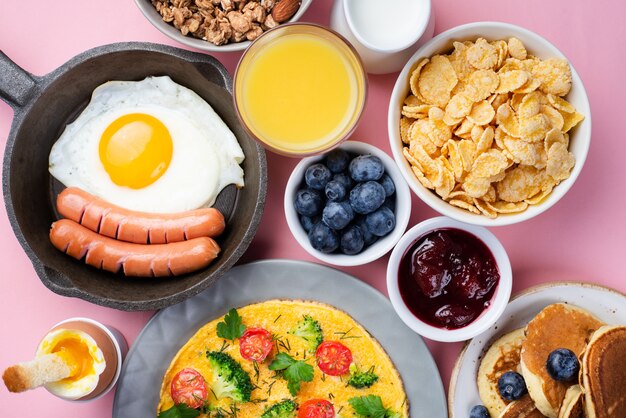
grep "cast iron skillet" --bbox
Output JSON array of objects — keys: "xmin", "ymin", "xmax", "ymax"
[{"xmin": 0, "ymin": 42, "xmax": 267, "ymax": 311}]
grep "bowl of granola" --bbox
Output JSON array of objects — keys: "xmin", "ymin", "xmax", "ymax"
[{"xmin": 136, "ymin": 0, "xmax": 313, "ymax": 52}]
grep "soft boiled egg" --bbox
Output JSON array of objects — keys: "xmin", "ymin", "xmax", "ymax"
[
  {"xmin": 36, "ymin": 329, "xmax": 106, "ymax": 400},
  {"xmin": 49, "ymin": 76, "xmax": 245, "ymax": 213}
]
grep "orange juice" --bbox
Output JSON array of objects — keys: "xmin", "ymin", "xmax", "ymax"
[{"xmin": 235, "ymin": 25, "xmax": 367, "ymax": 156}]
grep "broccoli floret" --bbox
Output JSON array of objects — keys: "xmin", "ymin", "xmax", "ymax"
[
  {"xmin": 206, "ymin": 351, "xmax": 253, "ymax": 403},
  {"xmin": 347, "ymin": 363, "xmax": 379, "ymax": 389},
  {"xmin": 261, "ymin": 399, "xmax": 298, "ymax": 418},
  {"xmin": 288, "ymin": 315, "xmax": 323, "ymax": 352}
]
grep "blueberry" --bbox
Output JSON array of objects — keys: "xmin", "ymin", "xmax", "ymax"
[
  {"xmin": 378, "ymin": 174, "xmax": 395, "ymax": 197},
  {"xmin": 546, "ymin": 348, "xmax": 580, "ymax": 382},
  {"xmin": 294, "ymin": 189, "xmax": 323, "ymax": 217},
  {"xmin": 325, "ymin": 180, "xmax": 347, "ymax": 202},
  {"xmin": 470, "ymin": 405, "xmax": 490, "ymax": 418},
  {"xmin": 322, "ymin": 201, "xmax": 354, "ymax": 230},
  {"xmin": 349, "ymin": 181, "xmax": 386, "ymax": 214},
  {"xmin": 365, "ymin": 206, "xmax": 396, "ymax": 237},
  {"xmin": 326, "ymin": 149, "xmax": 350, "ymax": 173},
  {"xmin": 382, "ymin": 196, "xmax": 396, "ymax": 212},
  {"xmin": 340, "ymin": 225, "xmax": 364, "ymax": 255},
  {"xmin": 308, "ymin": 222, "xmax": 339, "ymax": 253},
  {"xmin": 299, "ymin": 215, "xmax": 319, "ymax": 233},
  {"xmin": 305, "ymin": 163, "xmax": 332, "ymax": 190},
  {"xmin": 355, "ymin": 216, "xmax": 378, "ymax": 246},
  {"xmin": 332, "ymin": 173, "xmax": 353, "ymax": 189},
  {"xmin": 497, "ymin": 371, "xmax": 527, "ymax": 401},
  {"xmin": 349, "ymin": 155, "xmax": 385, "ymax": 182}
]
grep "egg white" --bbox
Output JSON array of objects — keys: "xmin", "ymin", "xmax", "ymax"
[{"xmin": 49, "ymin": 76, "xmax": 245, "ymax": 213}]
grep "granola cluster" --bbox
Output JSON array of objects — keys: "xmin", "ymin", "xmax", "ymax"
[{"xmin": 151, "ymin": 0, "xmax": 280, "ymax": 46}]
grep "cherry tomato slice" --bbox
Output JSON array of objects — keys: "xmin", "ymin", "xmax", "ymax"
[
  {"xmin": 298, "ymin": 399, "xmax": 335, "ymax": 418},
  {"xmin": 170, "ymin": 368, "xmax": 207, "ymax": 409},
  {"xmin": 315, "ymin": 341, "xmax": 352, "ymax": 376},
  {"xmin": 239, "ymin": 327, "xmax": 273, "ymax": 362}
]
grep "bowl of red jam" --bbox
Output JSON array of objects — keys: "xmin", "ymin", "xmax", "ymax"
[{"xmin": 386, "ymin": 217, "xmax": 512, "ymax": 342}]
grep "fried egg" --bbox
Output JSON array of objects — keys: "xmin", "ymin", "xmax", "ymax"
[{"xmin": 49, "ymin": 76, "xmax": 244, "ymax": 213}]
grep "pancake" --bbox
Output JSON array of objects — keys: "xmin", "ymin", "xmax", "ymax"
[
  {"xmin": 581, "ymin": 325, "xmax": 626, "ymax": 418},
  {"xmin": 477, "ymin": 328, "xmax": 527, "ymax": 417},
  {"xmin": 498, "ymin": 395, "xmax": 545, "ymax": 418},
  {"xmin": 157, "ymin": 300, "xmax": 408, "ymax": 416},
  {"xmin": 558, "ymin": 385, "xmax": 584, "ymax": 418},
  {"xmin": 520, "ymin": 303, "xmax": 604, "ymax": 418}
]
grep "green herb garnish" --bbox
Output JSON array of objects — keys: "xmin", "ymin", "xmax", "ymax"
[
  {"xmin": 216, "ymin": 308, "xmax": 246, "ymax": 341},
  {"xmin": 268, "ymin": 352, "xmax": 314, "ymax": 396}
]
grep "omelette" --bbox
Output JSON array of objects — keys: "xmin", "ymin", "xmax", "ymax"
[{"xmin": 158, "ymin": 300, "xmax": 408, "ymax": 417}]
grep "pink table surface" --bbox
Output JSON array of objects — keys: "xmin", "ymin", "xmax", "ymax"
[{"xmin": 1, "ymin": 0, "xmax": 625, "ymax": 416}]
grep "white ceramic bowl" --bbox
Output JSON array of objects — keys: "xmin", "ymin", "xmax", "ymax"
[
  {"xmin": 386, "ymin": 217, "xmax": 512, "ymax": 342},
  {"xmin": 284, "ymin": 140, "xmax": 411, "ymax": 266},
  {"xmin": 388, "ymin": 22, "xmax": 592, "ymax": 226},
  {"xmin": 134, "ymin": 0, "xmax": 313, "ymax": 52}
]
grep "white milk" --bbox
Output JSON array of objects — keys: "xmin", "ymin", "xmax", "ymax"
[{"xmin": 345, "ymin": 0, "xmax": 430, "ymax": 51}]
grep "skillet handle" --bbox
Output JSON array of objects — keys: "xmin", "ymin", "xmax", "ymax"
[{"xmin": 0, "ymin": 50, "xmax": 38, "ymax": 108}]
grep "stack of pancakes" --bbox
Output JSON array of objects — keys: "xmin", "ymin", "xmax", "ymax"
[{"xmin": 477, "ymin": 303, "xmax": 626, "ymax": 418}]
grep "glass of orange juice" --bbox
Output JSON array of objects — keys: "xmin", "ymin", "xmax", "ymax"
[{"xmin": 234, "ymin": 23, "xmax": 367, "ymax": 157}]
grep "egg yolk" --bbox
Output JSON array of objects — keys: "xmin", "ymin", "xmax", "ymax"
[
  {"xmin": 52, "ymin": 337, "xmax": 95, "ymax": 383},
  {"xmin": 99, "ymin": 113, "xmax": 173, "ymax": 189}
]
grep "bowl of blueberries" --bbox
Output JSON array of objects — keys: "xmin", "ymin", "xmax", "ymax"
[{"xmin": 284, "ymin": 141, "xmax": 411, "ymax": 266}]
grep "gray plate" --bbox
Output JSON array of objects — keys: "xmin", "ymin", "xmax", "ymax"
[{"xmin": 112, "ymin": 259, "xmax": 447, "ymax": 417}]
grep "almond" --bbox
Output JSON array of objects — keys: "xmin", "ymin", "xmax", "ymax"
[{"xmin": 271, "ymin": 0, "xmax": 301, "ymax": 23}]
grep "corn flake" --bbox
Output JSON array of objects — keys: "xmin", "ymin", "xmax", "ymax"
[
  {"xmin": 400, "ymin": 116, "xmax": 414, "ymax": 144},
  {"xmin": 547, "ymin": 94, "xmax": 575, "ymax": 113},
  {"xmin": 463, "ymin": 173, "xmax": 492, "ymax": 198},
  {"xmin": 496, "ymin": 103, "xmax": 521, "ymax": 137},
  {"xmin": 519, "ymin": 113, "xmax": 550, "ymax": 142},
  {"xmin": 472, "ymin": 149, "xmax": 509, "ymax": 178},
  {"xmin": 409, "ymin": 58, "xmax": 429, "ymax": 98},
  {"xmin": 562, "ymin": 110, "xmax": 584, "ymax": 132},
  {"xmin": 507, "ymin": 37, "xmax": 527, "ymax": 60},
  {"xmin": 446, "ymin": 93, "xmax": 474, "ymax": 119},
  {"xmin": 546, "ymin": 142, "xmax": 576, "ymax": 182},
  {"xmin": 468, "ymin": 100, "xmax": 496, "ymax": 126},
  {"xmin": 418, "ymin": 55, "xmax": 458, "ymax": 107},
  {"xmin": 541, "ymin": 104, "xmax": 565, "ymax": 131},
  {"xmin": 467, "ymin": 38, "xmax": 499, "ymax": 70},
  {"xmin": 496, "ymin": 165, "xmax": 545, "ymax": 202},
  {"xmin": 466, "ymin": 69, "xmax": 499, "ymax": 101},
  {"xmin": 531, "ymin": 58, "xmax": 572, "ymax": 96}
]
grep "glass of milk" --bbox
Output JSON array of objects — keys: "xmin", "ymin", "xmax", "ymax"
[{"xmin": 330, "ymin": 0, "xmax": 435, "ymax": 74}]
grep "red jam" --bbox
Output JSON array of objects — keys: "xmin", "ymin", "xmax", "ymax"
[{"xmin": 398, "ymin": 228, "xmax": 500, "ymax": 330}]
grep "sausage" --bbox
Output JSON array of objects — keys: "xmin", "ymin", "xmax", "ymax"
[
  {"xmin": 49, "ymin": 219, "xmax": 220, "ymax": 277},
  {"xmin": 56, "ymin": 187, "xmax": 225, "ymax": 244}
]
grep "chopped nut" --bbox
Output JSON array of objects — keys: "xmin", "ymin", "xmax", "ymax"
[
  {"xmin": 262, "ymin": 14, "xmax": 278, "ymax": 30},
  {"xmin": 246, "ymin": 24, "xmax": 263, "ymax": 40},
  {"xmin": 231, "ymin": 30, "xmax": 247, "ymax": 42},
  {"xmin": 205, "ymin": 16, "xmax": 232, "ymax": 45},
  {"xmin": 220, "ymin": 0, "xmax": 234, "ymax": 12},
  {"xmin": 227, "ymin": 10, "xmax": 251, "ymax": 33},
  {"xmin": 243, "ymin": 2, "xmax": 266, "ymax": 23},
  {"xmin": 261, "ymin": 0, "xmax": 275, "ymax": 11}
]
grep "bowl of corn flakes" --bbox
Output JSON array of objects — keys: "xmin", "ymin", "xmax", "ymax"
[{"xmin": 388, "ymin": 21, "xmax": 591, "ymax": 226}]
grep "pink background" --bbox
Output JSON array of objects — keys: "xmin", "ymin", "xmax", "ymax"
[{"xmin": 1, "ymin": 0, "xmax": 625, "ymax": 416}]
